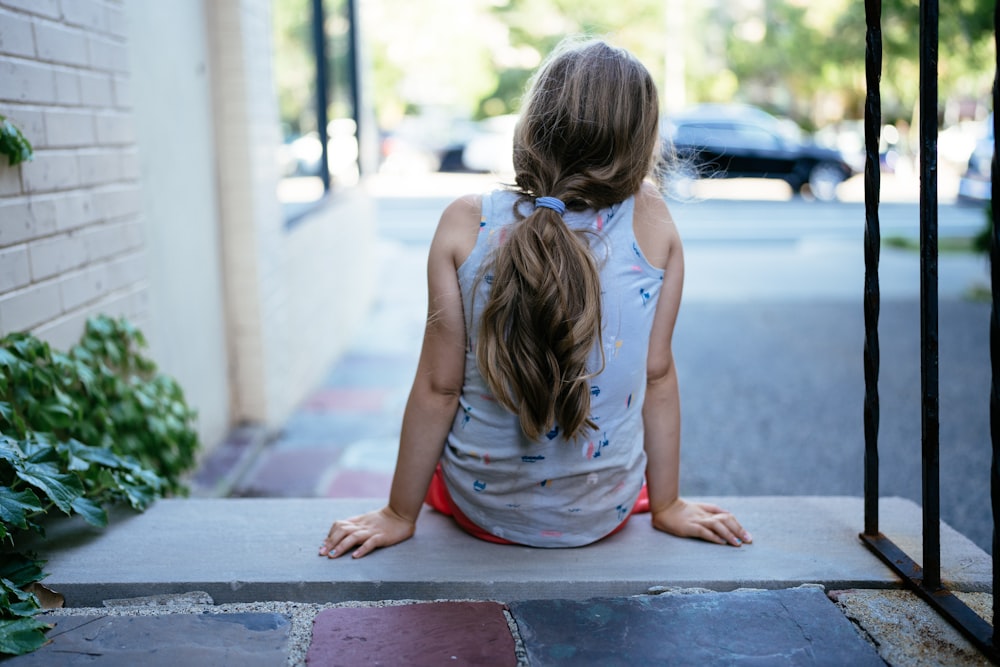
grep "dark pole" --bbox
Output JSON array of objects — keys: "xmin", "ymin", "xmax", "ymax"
[
  {"xmin": 346, "ymin": 0, "xmax": 362, "ymax": 175},
  {"xmin": 311, "ymin": 0, "xmax": 330, "ymax": 191},
  {"xmin": 863, "ymin": 0, "xmax": 882, "ymax": 537},
  {"xmin": 918, "ymin": 0, "xmax": 941, "ymax": 592},
  {"xmin": 990, "ymin": 0, "xmax": 1000, "ymax": 644}
]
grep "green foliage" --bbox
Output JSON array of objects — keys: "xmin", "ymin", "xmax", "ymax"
[
  {"xmin": 0, "ymin": 116, "xmax": 33, "ymax": 167},
  {"xmin": 973, "ymin": 200, "xmax": 993, "ymax": 256},
  {"xmin": 0, "ymin": 556, "xmax": 49, "ymax": 656},
  {"xmin": 0, "ymin": 315, "xmax": 199, "ymax": 656}
]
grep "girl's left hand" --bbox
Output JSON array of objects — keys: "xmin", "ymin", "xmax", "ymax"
[
  {"xmin": 319, "ymin": 506, "xmax": 416, "ymax": 559},
  {"xmin": 652, "ymin": 498, "xmax": 752, "ymax": 547}
]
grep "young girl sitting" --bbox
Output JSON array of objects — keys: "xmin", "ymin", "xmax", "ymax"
[{"xmin": 320, "ymin": 38, "xmax": 751, "ymax": 559}]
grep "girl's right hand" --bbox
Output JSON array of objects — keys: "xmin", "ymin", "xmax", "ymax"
[{"xmin": 319, "ymin": 506, "xmax": 416, "ymax": 559}]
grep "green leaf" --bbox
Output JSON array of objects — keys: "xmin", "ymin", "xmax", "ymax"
[
  {"xmin": 69, "ymin": 496, "xmax": 106, "ymax": 527},
  {"xmin": 0, "ymin": 487, "xmax": 43, "ymax": 530},
  {"xmin": 0, "ymin": 578, "xmax": 40, "ymax": 617},
  {"xmin": 0, "ymin": 437, "xmax": 24, "ymax": 464},
  {"xmin": 0, "ymin": 555, "xmax": 45, "ymax": 589},
  {"xmin": 0, "ymin": 616, "xmax": 50, "ymax": 656},
  {"xmin": 14, "ymin": 463, "xmax": 84, "ymax": 515},
  {"xmin": 57, "ymin": 439, "xmax": 122, "ymax": 470}
]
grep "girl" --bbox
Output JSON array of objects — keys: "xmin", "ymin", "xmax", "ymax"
[{"xmin": 320, "ymin": 38, "xmax": 750, "ymax": 559}]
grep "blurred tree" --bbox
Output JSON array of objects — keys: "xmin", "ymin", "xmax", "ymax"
[
  {"xmin": 481, "ymin": 0, "xmax": 668, "ymax": 117},
  {"xmin": 273, "ymin": 0, "xmax": 317, "ymax": 137},
  {"xmin": 355, "ymin": 0, "xmax": 995, "ymax": 132},
  {"xmin": 721, "ymin": 0, "xmax": 994, "ymax": 127}
]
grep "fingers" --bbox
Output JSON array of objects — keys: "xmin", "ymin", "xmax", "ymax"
[
  {"xmin": 319, "ymin": 519, "xmax": 371, "ymax": 559},
  {"xmin": 695, "ymin": 503, "xmax": 753, "ymax": 546}
]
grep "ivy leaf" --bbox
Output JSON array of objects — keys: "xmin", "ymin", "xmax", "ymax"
[
  {"xmin": 113, "ymin": 470, "xmax": 159, "ymax": 510},
  {"xmin": 0, "ymin": 578, "xmax": 40, "ymax": 617},
  {"xmin": 57, "ymin": 439, "xmax": 121, "ymax": 470},
  {"xmin": 14, "ymin": 463, "xmax": 84, "ymax": 515},
  {"xmin": 69, "ymin": 496, "xmax": 106, "ymax": 528},
  {"xmin": 0, "ymin": 555, "xmax": 45, "ymax": 589},
  {"xmin": 0, "ymin": 401, "xmax": 15, "ymax": 426},
  {"xmin": 0, "ymin": 117, "xmax": 34, "ymax": 168},
  {"xmin": 0, "ymin": 487, "xmax": 43, "ymax": 530},
  {"xmin": 0, "ymin": 617, "xmax": 50, "ymax": 657},
  {"xmin": 0, "ymin": 436, "xmax": 24, "ymax": 464},
  {"xmin": 0, "ymin": 347, "xmax": 22, "ymax": 370}
]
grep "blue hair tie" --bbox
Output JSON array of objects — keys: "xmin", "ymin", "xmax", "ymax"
[{"xmin": 534, "ymin": 196, "xmax": 566, "ymax": 215}]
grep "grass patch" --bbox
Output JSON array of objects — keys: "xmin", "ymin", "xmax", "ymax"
[{"xmin": 883, "ymin": 235, "xmax": 981, "ymax": 254}]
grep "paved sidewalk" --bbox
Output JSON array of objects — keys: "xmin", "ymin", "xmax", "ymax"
[
  {"xmin": 194, "ymin": 237, "xmax": 423, "ymax": 502},
  {"xmin": 166, "ymin": 176, "xmax": 996, "ymax": 666}
]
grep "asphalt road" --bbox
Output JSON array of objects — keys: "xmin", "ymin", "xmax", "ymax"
[{"xmin": 375, "ymin": 185, "xmax": 994, "ymax": 555}]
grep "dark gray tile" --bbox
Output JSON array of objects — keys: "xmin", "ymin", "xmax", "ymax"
[
  {"xmin": 508, "ymin": 588, "xmax": 884, "ymax": 666},
  {"xmin": 6, "ymin": 613, "xmax": 290, "ymax": 666}
]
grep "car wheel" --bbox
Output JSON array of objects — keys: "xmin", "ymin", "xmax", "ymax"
[{"xmin": 806, "ymin": 162, "xmax": 846, "ymax": 202}]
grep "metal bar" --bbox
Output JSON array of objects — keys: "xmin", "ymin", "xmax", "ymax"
[
  {"xmin": 918, "ymin": 0, "xmax": 941, "ymax": 592},
  {"xmin": 991, "ymin": 0, "xmax": 1000, "ymax": 643},
  {"xmin": 311, "ymin": 0, "xmax": 330, "ymax": 191},
  {"xmin": 862, "ymin": 0, "xmax": 882, "ymax": 537},
  {"xmin": 861, "ymin": 533, "xmax": 999, "ymax": 661},
  {"xmin": 346, "ymin": 0, "xmax": 362, "ymax": 175}
]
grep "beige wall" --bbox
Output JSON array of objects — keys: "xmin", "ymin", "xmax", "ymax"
[
  {"xmin": 0, "ymin": 0, "xmax": 376, "ymax": 449},
  {"xmin": 124, "ymin": 1, "xmax": 230, "ymax": 447}
]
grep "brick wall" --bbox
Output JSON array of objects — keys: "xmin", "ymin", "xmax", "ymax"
[{"xmin": 0, "ymin": 0, "xmax": 147, "ymax": 351}]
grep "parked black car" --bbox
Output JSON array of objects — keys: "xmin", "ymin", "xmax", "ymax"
[{"xmin": 662, "ymin": 104, "xmax": 855, "ymax": 201}]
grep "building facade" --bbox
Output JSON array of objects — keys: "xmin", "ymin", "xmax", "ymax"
[{"xmin": 0, "ymin": 0, "xmax": 377, "ymax": 451}]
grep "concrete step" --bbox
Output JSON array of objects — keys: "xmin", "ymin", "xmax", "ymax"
[{"xmin": 20, "ymin": 496, "xmax": 991, "ymax": 608}]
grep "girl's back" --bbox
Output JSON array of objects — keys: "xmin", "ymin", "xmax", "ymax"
[{"xmin": 442, "ymin": 188, "xmax": 669, "ymax": 546}]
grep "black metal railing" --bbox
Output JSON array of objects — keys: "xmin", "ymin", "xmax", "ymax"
[{"xmin": 860, "ymin": 0, "xmax": 999, "ymax": 660}]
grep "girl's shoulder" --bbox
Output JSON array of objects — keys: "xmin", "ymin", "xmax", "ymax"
[
  {"xmin": 632, "ymin": 182, "xmax": 679, "ymax": 270},
  {"xmin": 437, "ymin": 193, "xmax": 484, "ymax": 268}
]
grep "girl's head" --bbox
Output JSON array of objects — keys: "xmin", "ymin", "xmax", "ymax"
[
  {"xmin": 477, "ymin": 40, "xmax": 661, "ymax": 442},
  {"xmin": 513, "ymin": 39, "xmax": 662, "ymax": 208}
]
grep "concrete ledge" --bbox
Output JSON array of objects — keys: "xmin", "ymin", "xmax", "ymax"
[{"xmin": 22, "ymin": 496, "xmax": 991, "ymax": 607}]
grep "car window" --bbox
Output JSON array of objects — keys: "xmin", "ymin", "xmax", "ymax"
[
  {"xmin": 674, "ymin": 122, "xmax": 734, "ymax": 146},
  {"xmin": 674, "ymin": 121, "xmax": 781, "ymax": 151},
  {"xmin": 729, "ymin": 124, "xmax": 781, "ymax": 150}
]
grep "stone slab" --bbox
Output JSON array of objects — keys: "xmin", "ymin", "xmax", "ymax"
[
  {"xmin": 307, "ymin": 601, "xmax": 516, "ymax": 666},
  {"xmin": 21, "ymin": 496, "xmax": 991, "ymax": 607},
  {"xmin": 3, "ymin": 613, "xmax": 291, "ymax": 666},
  {"xmin": 509, "ymin": 588, "xmax": 884, "ymax": 666},
  {"xmin": 830, "ymin": 589, "xmax": 993, "ymax": 666}
]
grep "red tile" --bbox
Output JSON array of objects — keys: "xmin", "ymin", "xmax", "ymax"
[
  {"xmin": 324, "ymin": 470, "xmax": 393, "ymax": 498},
  {"xmin": 308, "ymin": 602, "xmax": 516, "ymax": 666}
]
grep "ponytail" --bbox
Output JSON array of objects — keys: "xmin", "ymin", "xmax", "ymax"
[
  {"xmin": 476, "ymin": 200, "xmax": 603, "ymax": 441},
  {"xmin": 476, "ymin": 38, "xmax": 660, "ymax": 441}
]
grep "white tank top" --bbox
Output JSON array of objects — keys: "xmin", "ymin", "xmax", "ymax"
[{"xmin": 442, "ymin": 189, "xmax": 665, "ymax": 547}]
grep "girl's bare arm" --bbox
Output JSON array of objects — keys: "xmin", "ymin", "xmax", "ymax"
[
  {"xmin": 638, "ymin": 187, "xmax": 752, "ymax": 547},
  {"xmin": 320, "ymin": 196, "xmax": 478, "ymax": 559}
]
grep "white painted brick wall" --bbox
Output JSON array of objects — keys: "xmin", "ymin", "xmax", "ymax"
[{"xmin": 0, "ymin": 1, "xmax": 148, "ymax": 349}]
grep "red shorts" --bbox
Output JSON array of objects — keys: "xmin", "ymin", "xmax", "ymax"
[{"xmin": 424, "ymin": 465, "xmax": 650, "ymax": 545}]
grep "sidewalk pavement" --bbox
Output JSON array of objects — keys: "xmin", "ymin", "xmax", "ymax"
[{"xmin": 21, "ymin": 175, "xmax": 991, "ymax": 665}]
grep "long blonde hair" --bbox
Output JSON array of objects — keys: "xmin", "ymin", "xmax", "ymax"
[{"xmin": 476, "ymin": 39, "xmax": 661, "ymax": 441}]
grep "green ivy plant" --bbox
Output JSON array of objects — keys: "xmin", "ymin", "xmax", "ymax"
[
  {"xmin": 0, "ymin": 315, "xmax": 199, "ymax": 656},
  {"xmin": 0, "ymin": 116, "xmax": 33, "ymax": 167}
]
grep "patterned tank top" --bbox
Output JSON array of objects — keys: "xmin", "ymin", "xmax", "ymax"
[{"xmin": 442, "ymin": 189, "xmax": 665, "ymax": 547}]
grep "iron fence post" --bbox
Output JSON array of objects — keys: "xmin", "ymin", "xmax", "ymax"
[
  {"xmin": 918, "ymin": 0, "xmax": 941, "ymax": 593},
  {"xmin": 863, "ymin": 0, "xmax": 882, "ymax": 538},
  {"xmin": 991, "ymin": 0, "xmax": 1000, "ymax": 644}
]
